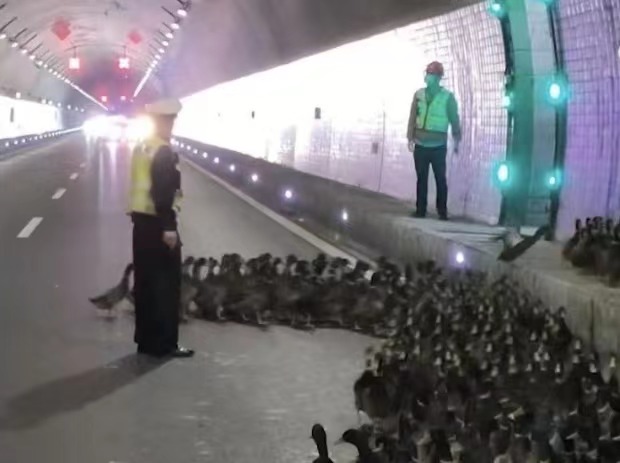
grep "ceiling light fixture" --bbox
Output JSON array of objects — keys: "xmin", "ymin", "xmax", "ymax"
[
  {"xmin": 170, "ymin": 22, "xmax": 180, "ymax": 30},
  {"xmin": 165, "ymin": 31, "xmax": 174, "ymax": 39},
  {"xmin": 162, "ymin": 40, "xmax": 169, "ymax": 46},
  {"xmin": 0, "ymin": 16, "xmax": 18, "ymax": 41}
]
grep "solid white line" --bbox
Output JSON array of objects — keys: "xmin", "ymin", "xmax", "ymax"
[
  {"xmin": 51, "ymin": 188, "xmax": 66, "ymax": 200},
  {"xmin": 184, "ymin": 158, "xmax": 360, "ymax": 263},
  {"xmin": 17, "ymin": 217, "xmax": 43, "ymax": 239},
  {"xmin": 69, "ymin": 172, "xmax": 79, "ymax": 180}
]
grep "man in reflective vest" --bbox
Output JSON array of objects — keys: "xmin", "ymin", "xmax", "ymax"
[
  {"xmin": 129, "ymin": 98, "xmax": 194, "ymax": 358},
  {"xmin": 407, "ymin": 61, "xmax": 461, "ymax": 220}
]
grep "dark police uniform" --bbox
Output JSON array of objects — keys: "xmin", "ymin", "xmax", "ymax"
[{"xmin": 130, "ymin": 135, "xmax": 183, "ymax": 357}]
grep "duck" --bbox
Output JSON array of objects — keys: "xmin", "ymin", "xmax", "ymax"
[
  {"xmin": 89, "ymin": 263, "xmax": 134, "ymax": 311},
  {"xmin": 311, "ymin": 424, "xmax": 335, "ymax": 463},
  {"xmin": 180, "ymin": 257, "xmax": 201, "ymax": 322},
  {"xmin": 570, "ymin": 217, "xmax": 601, "ymax": 270},
  {"xmin": 338, "ymin": 428, "xmax": 386, "ymax": 463},
  {"xmin": 563, "ymin": 218, "xmax": 582, "ymax": 261}
]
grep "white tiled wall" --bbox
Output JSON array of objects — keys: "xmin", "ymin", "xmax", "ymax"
[
  {"xmin": 0, "ymin": 96, "xmax": 63, "ymax": 138},
  {"xmin": 555, "ymin": 0, "xmax": 620, "ymax": 238}
]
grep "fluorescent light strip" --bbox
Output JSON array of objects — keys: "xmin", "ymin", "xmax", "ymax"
[{"xmin": 133, "ymin": 69, "xmax": 152, "ymax": 98}]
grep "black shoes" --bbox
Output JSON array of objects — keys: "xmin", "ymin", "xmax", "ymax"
[
  {"xmin": 171, "ymin": 347, "xmax": 195, "ymax": 358},
  {"xmin": 137, "ymin": 345, "xmax": 195, "ymax": 358},
  {"xmin": 411, "ymin": 210, "xmax": 449, "ymax": 221}
]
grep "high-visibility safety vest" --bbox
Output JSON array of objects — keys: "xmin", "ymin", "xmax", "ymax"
[
  {"xmin": 415, "ymin": 87, "xmax": 452, "ymax": 133},
  {"xmin": 129, "ymin": 136, "xmax": 182, "ymax": 215}
]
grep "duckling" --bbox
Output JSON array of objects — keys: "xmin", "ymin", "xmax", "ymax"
[
  {"xmin": 89, "ymin": 263, "xmax": 134, "ymax": 311},
  {"xmin": 311, "ymin": 424, "xmax": 335, "ymax": 463}
]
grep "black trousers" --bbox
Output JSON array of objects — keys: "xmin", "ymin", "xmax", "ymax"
[
  {"xmin": 132, "ymin": 213, "xmax": 181, "ymax": 356},
  {"xmin": 413, "ymin": 144, "xmax": 448, "ymax": 216}
]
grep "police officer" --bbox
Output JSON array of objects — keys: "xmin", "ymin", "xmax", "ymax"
[
  {"xmin": 129, "ymin": 98, "xmax": 194, "ymax": 358},
  {"xmin": 407, "ymin": 61, "xmax": 461, "ymax": 221}
]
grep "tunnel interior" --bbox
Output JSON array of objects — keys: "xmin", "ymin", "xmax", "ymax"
[
  {"xmin": 1, "ymin": 0, "xmax": 618, "ymax": 236},
  {"xmin": 3, "ymin": 1, "xmax": 620, "ymax": 462}
]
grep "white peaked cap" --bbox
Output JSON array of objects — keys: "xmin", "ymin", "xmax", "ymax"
[{"xmin": 144, "ymin": 98, "xmax": 182, "ymax": 116}]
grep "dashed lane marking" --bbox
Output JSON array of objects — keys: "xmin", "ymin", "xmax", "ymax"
[
  {"xmin": 17, "ymin": 217, "xmax": 43, "ymax": 239},
  {"xmin": 51, "ymin": 188, "xmax": 66, "ymax": 200},
  {"xmin": 69, "ymin": 172, "xmax": 79, "ymax": 180}
]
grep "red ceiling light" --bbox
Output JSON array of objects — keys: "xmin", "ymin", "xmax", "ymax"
[
  {"xmin": 51, "ymin": 18, "xmax": 71, "ymax": 41},
  {"xmin": 69, "ymin": 56, "xmax": 80, "ymax": 70},
  {"xmin": 128, "ymin": 30, "xmax": 142, "ymax": 44},
  {"xmin": 118, "ymin": 57, "xmax": 130, "ymax": 69}
]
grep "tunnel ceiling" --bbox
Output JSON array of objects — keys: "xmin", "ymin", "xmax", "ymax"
[{"xmin": 0, "ymin": 0, "xmax": 478, "ymax": 108}]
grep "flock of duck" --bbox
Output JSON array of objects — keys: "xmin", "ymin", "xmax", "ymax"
[
  {"xmin": 563, "ymin": 217, "xmax": 620, "ymax": 286},
  {"xmin": 90, "ymin": 249, "xmax": 620, "ymax": 463},
  {"xmin": 309, "ymin": 262, "xmax": 620, "ymax": 463}
]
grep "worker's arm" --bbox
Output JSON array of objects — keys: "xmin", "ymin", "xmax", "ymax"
[
  {"xmin": 406, "ymin": 93, "xmax": 418, "ymax": 142},
  {"xmin": 447, "ymin": 94, "xmax": 462, "ymax": 143},
  {"xmin": 150, "ymin": 146, "xmax": 180, "ymax": 232}
]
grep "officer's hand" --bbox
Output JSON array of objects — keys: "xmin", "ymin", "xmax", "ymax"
[
  {"xmin": 408, "ymin": 141, "xmax": 415, "ymax": 152},
  {"xmin": 163, "ymin": 231, "xmax": 179, "ymax": 250}
]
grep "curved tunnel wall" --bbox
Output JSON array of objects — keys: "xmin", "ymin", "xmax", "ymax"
[
  {"xmin": 556, "ymin": 0, "xmax": 620, "ymax": 235},
  {"xmin": 176, "ymin": 2, "xmax": 507, "ymax": 224}
]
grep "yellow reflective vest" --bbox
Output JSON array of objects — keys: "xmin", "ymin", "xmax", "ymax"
[
  {"xmin": 129, "ymin": 136, "xmax": 182, "ymax": 215},
  {"xmin": 415, "ymin": 87, "xmax": 452, "ymax": 133}
]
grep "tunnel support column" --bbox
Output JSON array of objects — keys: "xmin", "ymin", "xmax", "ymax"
[{"xmin": 501, "ymin": 0, "xmax": 559, "ymax": 231}]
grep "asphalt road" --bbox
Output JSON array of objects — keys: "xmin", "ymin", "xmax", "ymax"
[{"xmin": 0, "ymin": 135, "xmax": 370, "ymax": 463}]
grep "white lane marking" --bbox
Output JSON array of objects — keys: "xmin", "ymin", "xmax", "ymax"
[
  {"xmin": 51, "ymin": 188, "xmax": 66, "ymax": 200},
  {"xmin": 17, "ymin": 217, "xmax": 43, "ymax": 239},
  {"xmin": 80, "ymin": 162, "xmax": 86, "ymax": 168},
  {"xmin": 69, "ymin": 172, "xmax": 79, "ymax": 180},
  {"xmin": 184, "ymin": 158, "xmax": 360, "ymax": 263}
]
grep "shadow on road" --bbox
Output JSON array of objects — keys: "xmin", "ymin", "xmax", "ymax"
[{"xmin": 0, "ymin": 354, "xmax": 168, "ymax": 431}]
